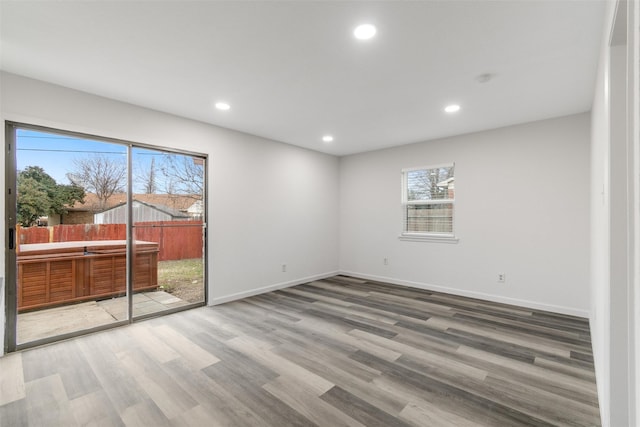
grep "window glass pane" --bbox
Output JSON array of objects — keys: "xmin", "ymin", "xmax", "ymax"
[
  {"xmin": 407, "ymin": 166, "xmax": 455, "ymax": 201},
  {"xmin": 405, "ymin": 203, "xmax": 454, "ymax": 233},
  {"xmin": 132, "ymin": 149, "xmax": 205, "ymax": 318},
  {"xmin": 14, "ymin": 128, "xmax": 129, "ymax": 345}
]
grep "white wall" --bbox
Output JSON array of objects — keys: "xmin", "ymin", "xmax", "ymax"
[
  {"xmin": 589, "ymin": 12, "xmax": 611, "ymax": 423},
  {"xmin": 607, "ymin": 42, "xmax": 631, "ymax": 427},
  {"xmin": 590, "ymin": 1, "xmax": 640, "ymax": 425},
  {"xmin": 632, "ymin": 1, "xmax": 640, "ymax": 420},
  {"xmin": 340, "ymin": 113, "xmax": 591, "ymax": 316},
  {"xmin": 0, "ymin": 72, "xmax": 340, "ymax": 354}
]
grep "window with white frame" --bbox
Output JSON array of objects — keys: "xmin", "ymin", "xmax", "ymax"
[{"xmin": 401, "ymin": 164, "xmax": 455, "ymax": 238}]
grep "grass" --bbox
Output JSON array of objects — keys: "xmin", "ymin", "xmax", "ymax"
[{"xmin": 157, "ymin": 258, "xmax": 204, "ymax": 303}]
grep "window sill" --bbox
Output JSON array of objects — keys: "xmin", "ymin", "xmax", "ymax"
[{"xmin": 398, "ymin": 233, "xmax": 459, "ymax": 243}]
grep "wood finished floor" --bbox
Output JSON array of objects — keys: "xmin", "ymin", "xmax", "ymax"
[{"xmin": 0, "ymin": 275, "xmax": 600, "ymax": 426}]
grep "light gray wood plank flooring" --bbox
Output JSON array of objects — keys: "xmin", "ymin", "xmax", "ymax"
[{"xmin": 0, "ymin": 275, "xmax": 600, "ymax": 426}]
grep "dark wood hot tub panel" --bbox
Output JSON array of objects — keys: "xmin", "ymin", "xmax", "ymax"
[{"xmin": 17, "ymin": 241, "xmax": 159, "ymax": 312}]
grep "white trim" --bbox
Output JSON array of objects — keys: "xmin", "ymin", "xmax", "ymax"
[
  {"xmin": 208, "ymin": 271, "xmax": 339, "ymax": 306},
  {"xmin": 401, "ymin": 163, "xmax": 454, "ymax": 173},
  {"xmin": 211, "ymin": 269, "xmax": 588, "ymax": 317},
  {"xmin": 339, "ymin": 270, "xmax": 590, "ymax": 318},
  {"xmin": 631, "ymin": 1, "xmax": 640, "ymax": 422},
  {"xmin": 398, "ymin": 233, "xmax": 459, "ymax": 243},
  {"xmin": 590, "ymin": 314, "xmax": 608, "ymax": 426},
  {"xmin": 405, "ymin": 199, "xmax": 454, "ymax": 206}
]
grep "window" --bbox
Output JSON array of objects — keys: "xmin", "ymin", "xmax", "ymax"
[{"xmin": 401, "ymin": 164, "xmax": 456, "ymax": 241}]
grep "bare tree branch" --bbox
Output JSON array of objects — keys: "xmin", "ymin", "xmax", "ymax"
[
  {"xmin": 159, "ymin": 154, "xmax": 203, "ymax": 198},
  {"xmin": 67, "ymin": 155, "xmax": 127, "ymax": 209},
  {"xmin": 135, "ymin": 156, "xmax": 158, "ymax": 194}
]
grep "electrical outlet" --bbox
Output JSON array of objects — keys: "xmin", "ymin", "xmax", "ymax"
[
  {"xmin": 498, "ymin": 273, "xmax": 506, "ymax": 283},
  {"xmin": 282, "ymin": 264, "xmax": 287, "ymax": 273},
  {"xmin": 384, "ymin": 258, "xmax": 388, "ymax": 265}
]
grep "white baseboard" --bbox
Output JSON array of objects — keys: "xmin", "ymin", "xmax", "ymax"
[
  {"xmin": 339, "ymin": 270, "xmax": 590, "ymax": 318},
  {"xmin": 209, "ymin": 271, "xmax": 340, "ymax": 306},
  {"xmin": 208, "ymin": 269, "xmax": 590, "ymax": 318}
]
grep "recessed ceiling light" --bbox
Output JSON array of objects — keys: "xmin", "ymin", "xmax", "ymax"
[
  {"xmin": 444, "ymin": 104, "xmax": 461, "ymax": 113},
  {"xmin": 215, "ymin": 102, "xmax": 230, "ymax": 111},
  {"xmin": 322, "ymin": 135, "xmax": 334, "ymax": 143},
  {"xmin": 353, "ymin": 24, "xmax": 376, "ymax": 40}
]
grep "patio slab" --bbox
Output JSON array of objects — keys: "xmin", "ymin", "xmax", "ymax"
[{"xmin": 17, "ymin": 291, "xmax": 188, "ymax": 344}]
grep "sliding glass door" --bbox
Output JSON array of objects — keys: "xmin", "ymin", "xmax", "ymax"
[
  {"xmin": 10, "ymin": 127, "xmax": 130, "ymax": 346},
  {"xmin": 130, "ymin": 147, "xmax": 206, "ymax": 319},
  {"xmin": 4, "ymin": 123, "xmax": 207, "ymax": 352}
]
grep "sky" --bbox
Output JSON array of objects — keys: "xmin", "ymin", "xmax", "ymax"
[
  {"xmin": 17, "ymin": 129, "xmax": 127, "ymax": 184},
  {"xmin": 16, "ymin": 129, "xmax": 173, "ymax": 194}
]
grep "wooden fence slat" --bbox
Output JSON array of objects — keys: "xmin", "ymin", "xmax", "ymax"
[{"xmin": 17, "ymin": 221, "xmax": 203, "ymax": 261}]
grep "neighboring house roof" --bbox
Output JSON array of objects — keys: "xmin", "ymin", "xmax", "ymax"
[
  {"xmin": 97, "ymin": 200, "xmax": 190, "ymax": 219},
  {"xmin": 187, "ymin": 200, "xmax": 203, "ymax": 215},
  {"xmin": 67, "ymin": 193, "xmax": 201, "ymax": 213},
  {"xmin": 436, "ymin": 177, "xmax": 455, "ymax": 189}
]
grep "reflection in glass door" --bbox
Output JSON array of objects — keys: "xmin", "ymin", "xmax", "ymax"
[
  {"xmin": 12, "ymin": 127, "xmax": 129, "ymax": 346},
  {"xmin": 131, "ymin": 148, "xmax": 206, "ymax": 319}
]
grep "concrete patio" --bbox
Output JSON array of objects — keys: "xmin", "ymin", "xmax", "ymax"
[{"xmin": 17, "ymin": 291, "xmax": 189, "ymax": 344}]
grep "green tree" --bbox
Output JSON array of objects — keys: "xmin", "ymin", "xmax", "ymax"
[{"xmin": 17, "ymin": 166, "xmax": 85, "ymax": 226}]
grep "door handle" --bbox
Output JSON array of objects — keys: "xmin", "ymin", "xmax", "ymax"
[{"xmin": 8, "ymin": 227, "xmax": 14, "ymax": 249}]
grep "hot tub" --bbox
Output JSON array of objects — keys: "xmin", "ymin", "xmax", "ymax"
[{"xmin": 17, "ymin": 240, "xmax": 158, "ymax": 312}]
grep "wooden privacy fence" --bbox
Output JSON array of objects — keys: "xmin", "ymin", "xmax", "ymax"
[
  {"xmin": 134, "ymin": 221, "xmax": 203, "ymax": 261},
  {"xmin": 17, "ymin": 221, "xmax": 203, "ymax": 261}
]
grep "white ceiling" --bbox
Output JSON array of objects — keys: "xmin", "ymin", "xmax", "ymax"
[{"xmin": 0, "ymin": 1, "xmax": 606, "ymax": 156}]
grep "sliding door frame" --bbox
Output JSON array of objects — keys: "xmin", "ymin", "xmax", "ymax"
[
  {"xmin": 4, "ymin": 121, "xmax": 208, "ymax": 353},
  {"xmin": 5, "ymin": 121, "xmax": 17, "ymax": 353}
]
